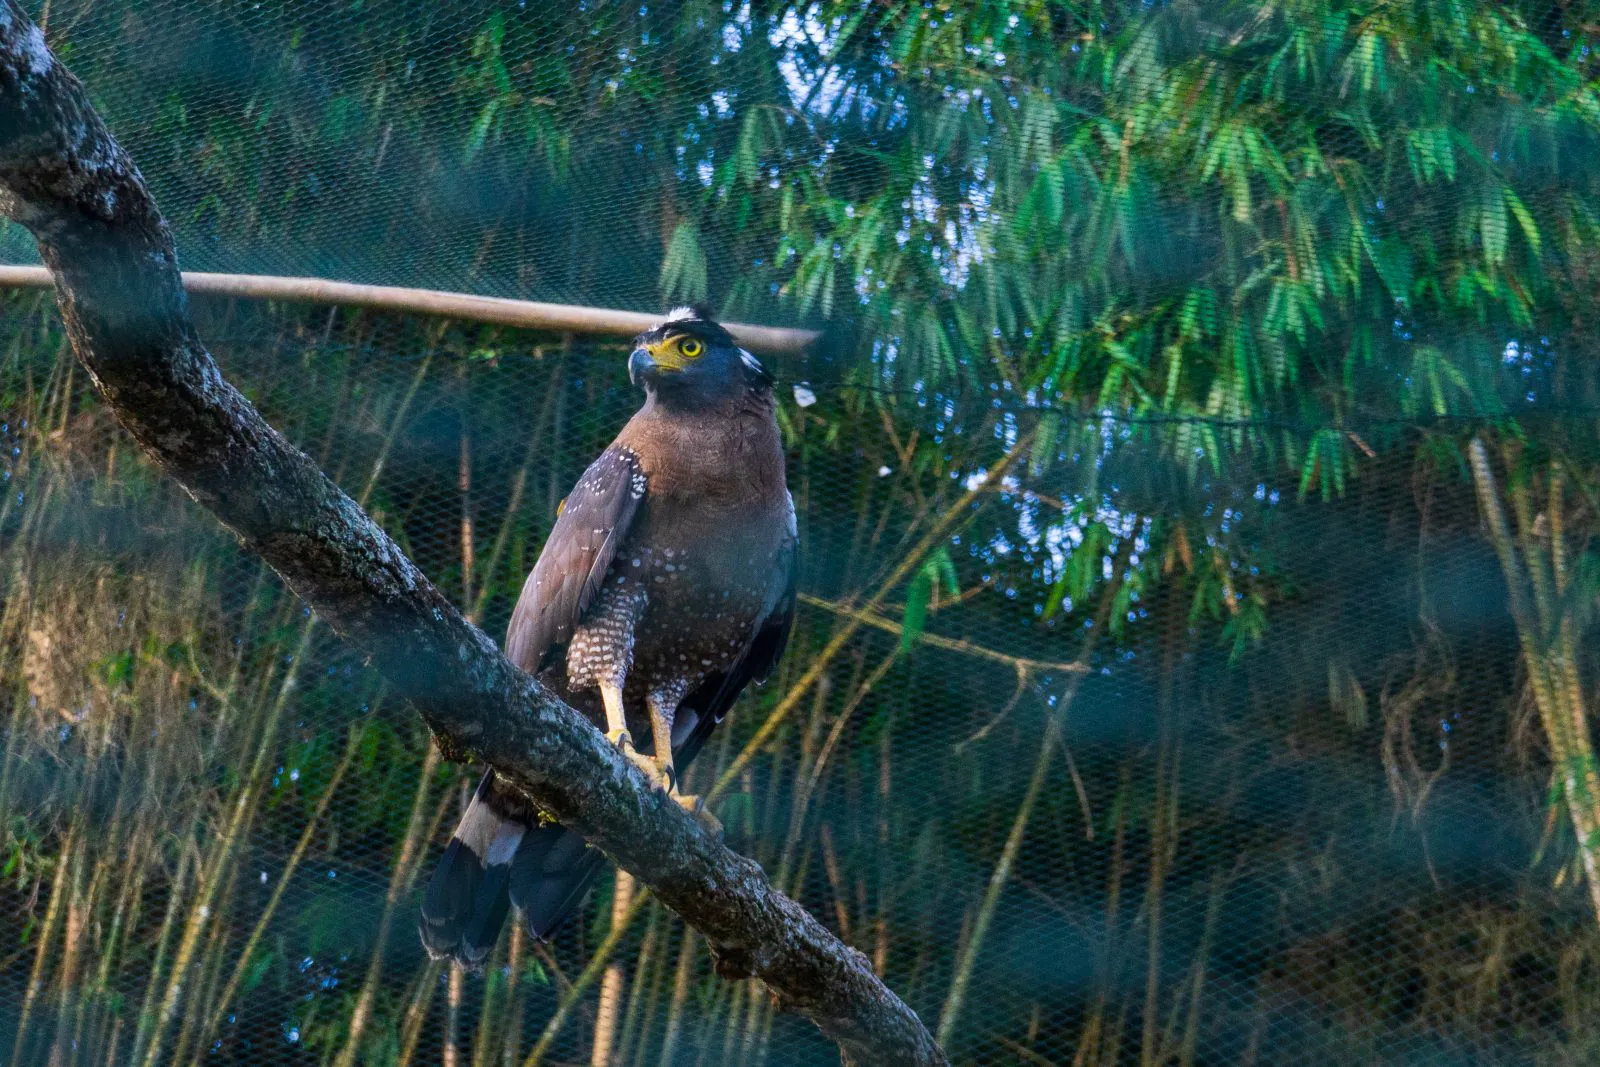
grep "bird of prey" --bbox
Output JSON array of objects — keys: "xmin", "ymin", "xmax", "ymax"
[{"xmin": 419, "ymin": 305, "xmax": 797, "ymax": 966}]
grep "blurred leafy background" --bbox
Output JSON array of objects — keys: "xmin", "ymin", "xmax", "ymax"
[{"xmin": 6, "ymin": 0, "xmax": 1600, "ymax": 1063}]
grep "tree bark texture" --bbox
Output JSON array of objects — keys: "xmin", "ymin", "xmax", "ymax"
[{"xmin": 0, "ymin": 5, "xmax": 947, "ymax": 1063}]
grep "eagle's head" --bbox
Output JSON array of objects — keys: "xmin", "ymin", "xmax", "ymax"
[{"xmin": 628, "ymin": 304, "xmax": 772, "ymax": 403}]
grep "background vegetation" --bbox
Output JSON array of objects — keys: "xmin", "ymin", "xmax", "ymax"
[{"xmin": 5, "ymin": 0, "xmax": 1600, "ymax": 1062}]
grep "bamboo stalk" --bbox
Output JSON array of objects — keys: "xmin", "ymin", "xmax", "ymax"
[
  {"xmin": 614, "ymin": 905, "xmax": 662, "ymax": 1067},
  {"xmin": 656, "ymin": 929, "xmax": 698, "ymax": 1067},
  {"xmin": 1469, "ymin": 438, "xmax": 1600, "ymax": 924},
  {"xmin": 138, "ymin": 615, "xmax": 317, "ymax": 1067},
  {"xmin": 501, "ymin": 925, "xmax": 527, "ymax": 1067},
  {"xmin": 937, "ymin": 531, "xmax": 1135, "ymax": 1049},
  {"xmin": 710, "ymin": 432, "xmax": 1037, "ymax": 803},
  {"xmin": 46, "ymin": 792, "xmax": 91, "ymax": 1064},
  {"xmin": 797, "ymin": 594, "xmax": 1087, "ymax": 674},
  {"xmin": 591, "ymin": 871, "xmax": 637, "ymax": 1066},
  {"xmin": 335, "ymin": 744, "xmax": 451, "ymax": 1066},
  {"xmin": 737, "ymin": 976, "xmax": 766, "ymax": 1063},
  {"xmin": 1177, "ymin": 865, "xmax": 1233, "ymax": 1067},
  {"xmin": 936, "ymin": 715, "xmax": 1059, "ymax": 1050},
  {"xmin": 624, "ymin": 916, "xmax": 668, "ymax": 1067},
  {"xmin": 472, "ymin": 936, "xmax": 509, "ymax": 1067},
  {"xmin": 874, "ymin": 699, "xmax": 894, "ymax": 980},
  {"xmin": 471, "ymin": 355, "xmax": 564, "ymax": 625},
  {"xmin": 359, "ymin": 352, "xmax": 434, "ymax": 508},
  {"xmin": 718, "ymin": 980, "xmax": 748, "ymax": 1066},
  {"xmin": 446, "ymin": 963, "xmax": 467, "ymax": 1067},
  {"xmin": 1140, "ymin": 730, "xmax": 1180, "ymax": 1067},
  {"xmin": 459, "ymin": 407, "xmax": 477, "ymax": 611},
  {"xmin": 169, "ymin": 863, "xmax": 238, "ymax": 1067},
  {"xmin": 128, "ymin": 837, "xmax": 198, "ymax": 1066},
  {"xmin": 0, "ymin": 264, "xmax": 819, "ymax": 355},
  {"xmin": 67, "ymin": 852, "xmax": 115, "ymax": 1062},
  {"xmin": 774, "ymin": 678, "xmax": 836, "ymax": 892},
  {"xmin": 689, "ymin": 977, "xmax": 731, "ymax": 1067},
  {"xmin": 198, "ymin": 722, "xmax": 365, "ymax": 1048},
  {"xmin": 524, "ymin": 888, "xmax": 652, "ymax": 1067},
  {"xmin": 398, "ymin": 961, "xmax": 446, "ymax": 1067},
  {"xmin": 11, "ymin": 823, "xmax": 77, "ymax": 1067}
]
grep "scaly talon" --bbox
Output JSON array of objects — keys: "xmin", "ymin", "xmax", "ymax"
[
  {"xmin": 654, "ymin": 755, "xmax": 677, "ymax": 791},
  {"xmin": 674, "ymin": 793, "xmax": 722, "ymax": 836},
  {"xmin": 624, "ymin": 745, "xmax": 668, "ymax": 788},
  {"xmin": 604, "ymin": 727, "xmax": 634, "ymax": 751}
]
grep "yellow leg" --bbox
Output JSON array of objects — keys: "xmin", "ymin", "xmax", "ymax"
[
  {"xmin": 599, "ymin": 680, "xmax": 632, "ymax": 751},
  {"xmin": 647, "ymin": 696, "xmax": 720, "ymax": 836},
  {"xmin": 649, "ymin": 706, "xmax": 675, "ymax": 786},
  {"xmin": 602, "ymin": 680, "xmax": 667, "ymax": 788}
]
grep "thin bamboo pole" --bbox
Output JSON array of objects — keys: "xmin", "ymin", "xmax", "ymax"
[
  {"xmin": 127, "ymin": 838, "xmax": 199, "ymax": 1066},
  {"xmin": 11, "ymin": 823, "xmax": 77, "ymax": 1067},
  {"xmin": 335, "ymin": 745, "xmax": 451, "ymax": 1066},
  {"xmin": 796, "ymin": 594, "xmax": 1087, "ymax": 675},
  {"xmin": 0, "ymin": 265, "xmax": 819, "ymax": 355},
  {"xmin": 591, "ymin": 872, "xmax": 638, "ymax": 1066},
  {"xmin": 138, "ymin": 616, "xmax": 316, "ymax": 1067},
  {"xmin": 620, "ymin": 911, "xmax": 666, "ymax": 1067},
  {"xmin": 398, "ymin": 962, "xmax": 446, "ymax": 1067},
  {"xmin": 47, "ymin": 791, "xmax": 91, "ymax": 1064},
  {"xmin": 1469, "ymin": 438, "xmax": 1600, "ymax": 924},
  {"xmin": 524, "ymin": 889, "xmax": 652, "ymax": 1067},
  {"xmin": 446, "ymin": 963, "xmax": 466, "ymax": 1067},
  {"xmin": 935, "ymin": 715, "xmax": 1058, "ymax": 1050},
  {"xmin": 471, "ymin": 937, "xmax": 509, "ymax": 1067},
  {"xmin": 198, "ymin": 723, "xmax": 365, "ymax": 1048},
  {"xmin": 936, "ymin": 530, "xmax": 1136, "ymax": 1049},
  {"xmin": 710, "ymin": 431, "xmax": 1037, "ymax": 803},
  {"xmin": 169, "ymin": 863, "xmax": 238, "ymax": 1067},
  {"xmin": 501, "ymin": 925, "xmax": 527, "ymax": 1067},
  {"xmin": 656, "ymin": 929, "xmax": 698, "ymax": 1067}
]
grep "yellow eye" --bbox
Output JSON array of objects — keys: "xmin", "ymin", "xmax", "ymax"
[{"xmin": 679, "ymin": 338, "xmax": 703, "ymax": 358}]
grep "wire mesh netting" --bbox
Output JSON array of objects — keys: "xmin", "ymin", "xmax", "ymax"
[{"xmin": 5, "ymin": 1, "xmax": 1600, "ymax": 1064}]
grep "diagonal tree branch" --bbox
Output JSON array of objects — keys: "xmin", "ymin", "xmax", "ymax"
[{"xmin": 0, "ymin": 5, "xmax": 947, "ymax": 1063}]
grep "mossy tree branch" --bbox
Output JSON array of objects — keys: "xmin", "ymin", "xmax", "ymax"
[{"xmin": 0, "ymin": 5, "xmax": 945, "ymax": 1063}]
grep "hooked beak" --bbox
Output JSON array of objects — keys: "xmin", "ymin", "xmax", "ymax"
[
  {"xmin": 629, "ymin": 343, "xmax": 688, "ymax": 385},
  {"xmin": 628, "ymin": 347, "xmax": 653, "ymax": 385}
]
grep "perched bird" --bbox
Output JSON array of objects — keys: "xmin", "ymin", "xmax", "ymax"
[{"xmin": 419, "ymin": 305, "xmax": 797, "ymax": 966}]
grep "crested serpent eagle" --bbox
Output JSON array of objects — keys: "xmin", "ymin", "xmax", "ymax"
[{"xmin": 419, "ymin": 306, "xmax": 798, "ymax": 965}]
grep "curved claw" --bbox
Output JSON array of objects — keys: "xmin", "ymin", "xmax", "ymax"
[
  {"xmin": 656, "ymin": 756, "xmax": 678, "ymax": 794},
  {"xmin": 623, "ymin": 743, "xmax": 668, "ymax": 789},
  {"xmin": 674, "ymin": 793, "xmax": 723, "ymax": 838}
]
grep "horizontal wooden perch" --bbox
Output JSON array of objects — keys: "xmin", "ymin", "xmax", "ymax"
[{"xmin": 0, "ymin": 263, "xmax": 820, "ymax": 356}]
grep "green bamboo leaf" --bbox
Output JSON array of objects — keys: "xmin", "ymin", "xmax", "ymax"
[
  {"xmin": 464, "ymin": 97, "xmax": 501, "ymax": 163},
  {"xmin": 1364, "ymin": 233, "xmax": 1413, "ymax": 302},
  {"xmin": 659, "ymin": 221, "xmax": 708, "ymax": 304},
  {"xmin": 1481, "ymin": 187, "xmax": 1509, "ymax": 266},
  {"xmin": 1505, "ymin": 188, "xmax": 1542, "ymax": 257},
  {"xmin": 900, "ymin": 569, "xmax": 932, "ymax": 651},
  {"xmin": 1031, "ymin": 410, "xmax": 1060, "ymax": 477}
]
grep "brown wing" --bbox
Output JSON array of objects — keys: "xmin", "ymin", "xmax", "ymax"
[{"xmin": 503, "ymin": 446, "xmax": 646, "ymax": 673}]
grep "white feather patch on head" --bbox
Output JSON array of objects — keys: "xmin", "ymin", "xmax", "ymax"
[
  {"xmin": 658, "ymin": 306, "xmax": 702, "ymax": 326},
  {"xmin": 740, "ymin": 348, "xmax": 768, "ymax": 377}
]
